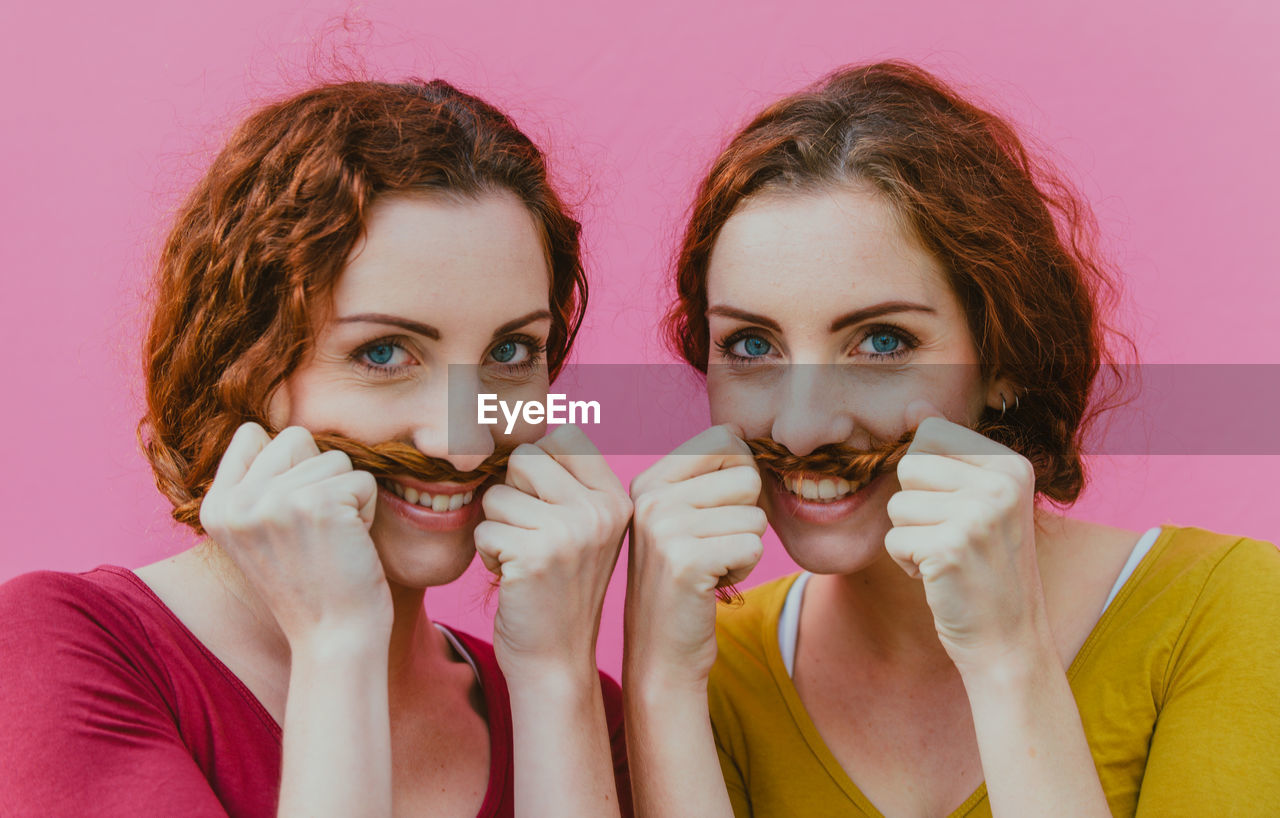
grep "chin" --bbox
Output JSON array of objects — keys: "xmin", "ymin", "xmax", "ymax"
[
  {"xmin": 761, "ymin": 468, "xmax": 897, "ymax": 575},
  {"xmin": 369, "ymin": 493, "xmax": 484, "ymax": 589}
]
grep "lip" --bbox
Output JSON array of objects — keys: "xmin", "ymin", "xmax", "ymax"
[
  {"xmin": 377, "ymin": 481, "xmax": 486, "ymax": 531},
  {"xmin": 767, "ymin": 469, "xmax": 888, "ymax": 524}
]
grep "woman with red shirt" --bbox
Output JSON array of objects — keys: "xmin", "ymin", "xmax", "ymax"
[{"xmin": 0, "ymin": 79, "xmax": 632, "ymax": 818}]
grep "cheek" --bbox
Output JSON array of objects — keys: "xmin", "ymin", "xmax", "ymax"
[
  {"xmin": 707, "ymin": 374, "xmax": 776, "ymax": 434},
  {"xmin": 927, "ymin": 365, "xmax": 990, "ymax": 425}
]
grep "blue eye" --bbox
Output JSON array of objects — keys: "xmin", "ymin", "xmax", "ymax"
[
  {"xmin": 731, "ymin": 335, "xmax": 772, "ymax": 357},
  {"xmin": 366, "ymin": 343, "xmax": 395, "ymax": 365},
  {"xmin": 491, "ymin": 340, "xmax": 518, "ymax": 363},
  {"xmin": 854, "ymin": 326, "xmax": 917, "ymax": 361},
  {"xmin": 350, "ymin": 338, "xmax": 416, "ymax": 378},
  {"xmin": 869, "ymin": 333, "xmax": 900, "ymax": 354},
  {"xmin": 488, "ymin": 335, "xmax": 544, "ymax": 373}
]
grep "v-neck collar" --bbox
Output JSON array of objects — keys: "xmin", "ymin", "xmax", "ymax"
[{"xmin": 759, "ymin": 524, "xmax": 1175, "ymax": 817}]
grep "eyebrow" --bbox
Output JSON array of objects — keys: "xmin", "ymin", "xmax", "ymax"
[
  {"xmin": 828, "ymin": 301, "xmax": 936, "ymax": 333},
  {"xmin": 489, "ymin": 309, "xmax": 553, "ymax": 341},
  {"xmin": 334, "ymin": 309, "xmax": 552, "ymax": 342},
  {"xmin": 706, "ymin": 301, "xmax": 935, "ymax": 334},
  {"xmin": 335, "ymin": 313, "xmax": 440, "ymax": 339}
]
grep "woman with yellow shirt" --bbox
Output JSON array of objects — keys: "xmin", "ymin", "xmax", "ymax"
[{"xmin": 623, "ymin": 61, "xmax": 1280, "ymax": 817}]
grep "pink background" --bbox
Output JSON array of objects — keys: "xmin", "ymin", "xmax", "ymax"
[{"xmin": 2, "ymin": 0, "xmax": 1277, "ymax": 678}]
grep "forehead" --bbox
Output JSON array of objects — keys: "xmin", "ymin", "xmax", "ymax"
[
  {"xmin": 330, "ymin": 190, "xmax": 550, "ymax": 324},
  {"xmin": 707, "ymin": 184, "xmax": 948, "ymax": 315}
]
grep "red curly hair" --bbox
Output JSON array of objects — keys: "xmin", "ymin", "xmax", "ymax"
[
  {"xmin": 665, "ymin": 61, "xmax": 1132, "ymax": 504},
  {"xmin": 140, "ymin": 79, "xmax": 588, "ymax": 533}
]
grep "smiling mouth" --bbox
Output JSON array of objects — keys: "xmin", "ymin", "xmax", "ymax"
[
  {"xmin": 777, "ymin": 472, "xmax": 868, "ymax": 503},
  {"xmin": 378, "ymin": 478, "xmax": 478, "ymax": 512}
]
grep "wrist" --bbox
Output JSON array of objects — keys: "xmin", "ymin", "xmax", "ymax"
[
  {"xmin": 288, "ymin": 622, "xmax": 389, "ymax": 667},
  {"xmin": 623, "ymin": 658, "xmax": 709, "ymax": 702},
  {"xmin": 502, "ymin": 653, "xmax": 601, "ymax": 694},
  {"xmin": 956, "ymin": 636, "xmax": 1062, "ymax": 707}
]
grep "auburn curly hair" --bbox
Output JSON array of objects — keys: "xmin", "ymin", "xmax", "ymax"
[
  {"xmin": 139, "ymin": 79, "xmax": 587, "ymax": 533},
  {"xmin": 665, "ymin": 60, "xmax": 1132, "ymax": 505}
]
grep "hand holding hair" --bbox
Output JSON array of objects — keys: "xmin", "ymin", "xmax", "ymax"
[{"xmin": 884, "ymin": 400, "xmax": 1053, "ymax": 675}]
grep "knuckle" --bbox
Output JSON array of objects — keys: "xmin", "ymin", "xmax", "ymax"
[
  {"xmin": 986, "ymin": 472, "xmax": 1021, "ymax": 506},
  {"xmin": 1011, "ymin": 454, "xmax": 1036, "ymax": 485},
  {"xmin": 916, "ymin": 417, "xmax": 945, "ymax": 440},
  {"xmin": 632, "ymin": 490, "xmax": 663, "ymax": 522},
  {"xmin": 511, "ymin": 442, "xmax": 545, "ymax": 459},
  {"xmin": 324, "ymin": 449, "xmax": 353, "ymax": 471},
  {"xmin": 705, "ymin": 425, "xmax": 734, "ymax": 449},
  {"xmin": 737, "ymin": 465, "xmax": 763, "ymax": 493},
  {"xmin": 480, "ymin": 487, "xmax": 502, "ymax": 514},
  {"xmin": 647, "ymin": 510, "xmax": 682, "ymax": 542},
  {"xmin": 896, "ymin": 453, "xmax": 922, "ymax": 482}
]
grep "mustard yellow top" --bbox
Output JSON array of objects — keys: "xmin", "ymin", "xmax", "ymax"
[{"xmin": 708, "ymin": 525, "xmax": 1280, "ymax": 817}]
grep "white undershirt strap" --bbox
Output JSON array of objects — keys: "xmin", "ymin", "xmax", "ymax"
[
  {"xmin": 777, "ymin": 572, "xmax": 811, "ymax": 677},
  {"xmin": 778, "ymin": 526, "xmax": 1164, "ymax": 678},
  {"xmin": 434, "ymin": 622, "xmax": 482, "ymax": 683},
  {"xmin": 1101, "ymin": 526, "xmax": 1162, "ymax": 611}
]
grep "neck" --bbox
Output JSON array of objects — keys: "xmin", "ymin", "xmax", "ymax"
[
  {"xmin": 814, "ymin": 548, "xmax": 952, "ymax": 669},
  {"xmin": 808, "ymin": 508, "xmax": 1062, "ymax": 671}
]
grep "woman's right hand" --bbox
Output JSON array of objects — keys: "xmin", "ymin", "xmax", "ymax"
[
  {"xmin": 198, "ymin": 422, "xmax": 392, "ymax": 649},
  {"xmin": 624, "ymin": 425, "xmax": 767, "ymax": 687}
]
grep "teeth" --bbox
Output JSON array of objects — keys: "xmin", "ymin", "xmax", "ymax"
[
  {"xmin": 801, "ymin": 479, "xmax": 819, "ymax": 500},
  {"xmin": 385, "ymin": 480, "xmax": 479, "ymax": 511},
  {"xmin": 782, "ymin": 474, "xmax": 864, "ymax": 502}
]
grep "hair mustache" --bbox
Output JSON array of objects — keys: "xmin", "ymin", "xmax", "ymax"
[
  {"xmin": 744, "ymin": 430, "xmax": 917, "ymax": 484},
  {"xmin": 307, "ymin": 432, "xmax": 513, "ymax": 485}
]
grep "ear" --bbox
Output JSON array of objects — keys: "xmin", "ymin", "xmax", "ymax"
[
  {"xmin": 266, "ymin": 383, "xmax": 292, "ymax": 431},
  {"xmin": 984, "ymin": 375, "xmax": 1018, "ymax": 415}
]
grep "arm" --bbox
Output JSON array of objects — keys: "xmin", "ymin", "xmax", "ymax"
[
  {"xmin": 885, "ymin": 407, "xmax": 1109, "ymax": 818},
  {"xmin": 507, "ymin": 665, "xmax": 624, "ymax": 817},
  {"xmin": 474, "ymin": 425, "xmax": 634, "ymax": 817},
  {"xmin": 277, "ymin": 632, "xmax": 391, "ymax": 818},
  {"xmin": 961, "ymin": 642, "xmax": 1109, "ymax": 818},
  {"xmin": 199, "ymin": 423, "xmax": 395, "ymax": 818},
  {"xmin": 625, "ymin": 670, "xmax": 738, "ymax": 818},
  {"xmin": 623, "ymin": 425, "xmax": 766, "ymax": 818}
]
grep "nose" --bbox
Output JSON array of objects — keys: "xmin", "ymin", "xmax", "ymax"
[
  {"xmin": 410, "ymin": 365, "xmax": 494, "ymax": 474},
  {"xmin": 769, "ymin": 364, "xmax": 855, "ymax": 457}
]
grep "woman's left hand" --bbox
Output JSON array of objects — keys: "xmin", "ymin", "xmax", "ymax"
[
  {"xmin": 884, "ymin": 400, "xmax": 1053, "ymax": 675},
  {"xmin": 474, "ymin": 424, "xmax": 632, "ymax": 679}
]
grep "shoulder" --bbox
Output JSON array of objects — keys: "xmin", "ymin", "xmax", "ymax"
[
  {"xmin": 0, "ymin": 567, "xmax": 153, "ymax": 650},
  {"xmin": 1144, "ymin": 525, "xmax": 1278, "ymax": 597},
  {"xmin": 0, "ymin": 566, "xmax": 181, "ymax": 702},
  {"xmin": 1158, "ymin": 525, "xmax": 1279, "ymax": 615},
  {"xmin": 1137, "ymin": 527, "xmax": 1280, "ymax": 690}
]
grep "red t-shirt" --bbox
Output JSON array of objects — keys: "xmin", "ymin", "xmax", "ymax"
[{"xmin": 0, "ymin": 567, "xmax": 632, "ymax": 817}]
